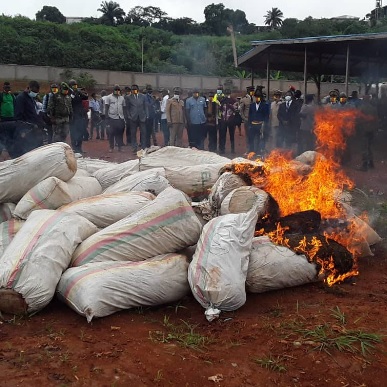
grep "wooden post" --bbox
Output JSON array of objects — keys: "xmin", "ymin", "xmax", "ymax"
[
  {"xmin": 345, "ymin": 44, "xmax": 350, "ymax": 96},
  {"xmin": 266, "ymin": 50, "xmax": 270, "ymax": 97},
  {"xmin": 304, "ymin": 46, "xmax": 308, "ymax": 96}
]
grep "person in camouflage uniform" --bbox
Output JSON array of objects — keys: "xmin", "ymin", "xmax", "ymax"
[{"xmin": 47, "ymin": 82, "xmax": 73, "ymax": 143}]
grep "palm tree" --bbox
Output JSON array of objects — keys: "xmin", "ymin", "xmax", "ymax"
[
  {"xmin": 264, "ymin": 7, "xmax": 284, "ymax": 30},
  {"xmin": 98, "ymin": 1, "xmax": 125, "ymax": 26}
]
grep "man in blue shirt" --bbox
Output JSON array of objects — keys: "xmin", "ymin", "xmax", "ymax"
[{"xmin": 185, "ymin": 88, "xmax": 207, "ymax": 149}]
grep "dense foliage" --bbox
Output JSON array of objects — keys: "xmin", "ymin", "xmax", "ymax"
[{"xmin": 1, "ymin": 1, "xmax": 386, "ymax": 78}]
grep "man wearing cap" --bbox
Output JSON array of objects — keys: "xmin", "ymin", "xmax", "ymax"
[
  {"xmin": 277, "ymin": 90, "xmax": 299, "ymax": 151},
  {"xmin": 104, "ymin": 85, "xmax": 126, "ymax": 153},
  {"xmin": 47, "ymin": 82, "xmax": 73, "ymax": 143},
  {"xmin": 126, "ymin": 84, "xmax": 148, "ymax": 152},
  {"xmin": 247, "ymin": 89, "xmax": 270, "ymax": 156},
  {"xmin": 219, "ymin": 88, "xmax": 238, "ymax": 154},
  {"xmin": 68, "ymin": 79, "xmax": 88, "ymax": 154},
  {"xmin": 123, "ymin": 86, "xmax": 132, "ymax": 144},
  {"xmin": 327, "ymin": 89, "xmax": 339, "ymax": 107},
  {"xmin": 185, "ymin": 88, "xmax": 207, "ymax": 149},
  {"xmin": 239, "ymin": 85, "xmax": 255, "ymax": 152},
  {"xmin": 166, "ymin": 87, "xmax": 186, "ymax": 147},
  {"xmin": 89, "ymin": 92, "xmax": 101, "ymax": 140},
  {"xmin": 144, "ymin": 85, "xmax": 158, "ymax": 147}
]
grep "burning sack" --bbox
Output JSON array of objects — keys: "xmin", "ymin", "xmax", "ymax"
[
  {"xmin": 71, "ymin": 187, "xmax": 203, "ymax": 266},
  {"xmin": 139, "ymin": 146, "xmax": 230, "ymax": 171},
  {"xmin": 59, "ymin": 191, "xmax": 155, "ymax": 228},
  {"xmin": 246, "ymin": 236, "xmax": 319, "ymax": 293},
  {"xmin": 58, "ymin": 253, "xmax": 190, "ymax": 322},
  {"xmin": 93, "ymin": 159, "xmax": 140, "ymax": 190},
  {"xmin": 0, "ymin": 203, "xmax": 16, "ymax": 224},
  {"xmin": 208, "ymin": 172, "xmax": 248, "ymax": 212},
  {"xmin": 220, "ymin": 186, "xmax": 269, "ymax": 216},
  {"xmin": 75, "ymin": 156, "xmax": 116, "ymax": 174},
  {"xmin": 164, "ymin": 163, "xmax": 226, "ymax": 199},
  {"xmin": 0, "ymin": 219, "xmax": 25, "ymax": 258},
  {"xmin": 0, "ymin": 142, "xmax": 76, "ymax": 203},
  {"xmin": 104, "ymin": 168, "xmax": 169, "ymax": 196},
  {"xmin": 0, "ymin": 210, "xmax": 97, "ymax": 315},
  {"xmin": 13, "ymin": 177, "xmax": 103, "ymax": 220},
  {"xmin": 188, "ymin": 202, "xmax": 259, "ymax": 321}
]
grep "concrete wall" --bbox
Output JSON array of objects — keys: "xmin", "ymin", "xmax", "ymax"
[{"xmin": 0, "ymin": 63, "xmax": 360, "ymax": 97}]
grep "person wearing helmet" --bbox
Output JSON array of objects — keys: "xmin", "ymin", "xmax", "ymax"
[
  {"xmin": 327, "ymin": 89, "xmax": 339, "ymax": 106},
  {"xmin": 47, "ymin": 82, "xmax": 73, "ymax": 143},
  {"xmin": 42, "ymin": 83, "xmax": 59, "ymax": 143},
  {"xmin": 68, "ymin": 79, "xmax": 88, "ymax": 154}
]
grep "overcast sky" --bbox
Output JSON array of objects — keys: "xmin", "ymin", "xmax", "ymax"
[{"xmin": 1, "ymin": 1, "xmax": 373, "ymax": 24}]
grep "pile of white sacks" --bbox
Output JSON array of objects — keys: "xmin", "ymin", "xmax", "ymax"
[{"xmin": 0, "ymin": 143, "xmax": 381, "ymax": 322}]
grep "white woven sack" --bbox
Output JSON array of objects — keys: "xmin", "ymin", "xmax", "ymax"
[
  {"xmin": 0, "ymin": 142, "xmax": 76, "ymax": 203},
  {"xmin": 73, "ymin": 169, "xmax": 91, "ymax": 178},
  {"xmin": 93, "ymin": 159, "xmax": 140, "ymax": 190},
  {"xmin": 72, "ymin": 187, "xmax": 202, "ymax": 266},
  {"xmin": 246, "ymin": 236, "xmax": 318, "ymax": 293},
  {"xmin": 76, "ymin": 156, "xmax": 116, "ymax": 174},
  {"xmin": 59, "ymin": 191, "xmax": 155, "ymax": 228},
  {"xmin": 0, "ymin": 219, "xmax": 25, "ymax": 258},
  {"xmin": 13, "ymin": 176, "xmax": 102, "ymax": 220},
  {"xmin": 0, "ymin": 210, "xmax": 97, "ymax": 314},
  {"xmin": 0, "ymin": 203, "xmax": 16, "ymax": 224},
  {"xmin": 188, "ymin": 201, "xmax": 259, "ymax": 321},
  {"xmin": 208, "ymin": 172, "xmax": 247, "ymax": 211},
  {"xmin": 220, "ymin": 186, "xmax": 269, "ymax": 216},
  {"xmin": 58, "ymin": 253, "xmax": 190, "ymax": 322},
  {"xmin": 104, "ymin": 168, "xmax": 169, "ymax": 196},
  {"xmin": 165, "ymin": 163, "xmax": 225, "ymax": 198},
  {"xmin": 139, "ymin": 146, "xmax": 230, "ymax": 171}
]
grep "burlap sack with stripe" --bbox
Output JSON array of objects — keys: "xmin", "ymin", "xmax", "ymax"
[
  {"xmin": 103, "ymin": 168, "xmax": 169, "ymax": 196},
  {"xmin": 58, "ymin": 253, "xmax": 190, "ymax": 322},
  {"xmin": 139, "ymin": 146, "xmax": 230, "ymax": 171},
  {"xmin": 93, "ymin": 159, "xmax": 140, "ymax": 190},
  {"xmin": 188, "ymin": 201, "xmax": 259, "ymax": 321},
  {"xmin": 246, "ymin": 236, "xmax": 318, "ymax": 293},
  {"xmin": 13, "ymin": 177, "xmax": 103, "ymax": 220},
  {"xmin": 0, "ymin": 210, "xmax": 98, "ymax": 314},
  {"xmin": 59, "ymin": 191, "xmax": 155, "ymax": 228},
  {"xmin": 0, "ymin": 203, "xmax": 15, "ymax": 224},
  {"xmin": 0, "ymin": 142, "xmax": 76, "ymax": 203},
  {"xmin": 71, "ymin": 187, "xmax": 202, "ymax": 266},
  {"xmin": 164, "ymin": 163, "xmax": 226, "ymax": 199},
  {"xmin": 0, "ymin": 219, "xmax": 25, "ymax": 258}
]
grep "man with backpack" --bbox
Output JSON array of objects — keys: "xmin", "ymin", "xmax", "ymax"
[{"xmin": 47, "ymin": 82, "xmax": 73, "ymax": 143}]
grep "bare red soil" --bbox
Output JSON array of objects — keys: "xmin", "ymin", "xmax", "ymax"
[{"xmin": 1, "ymin": 126, "xmax": 387, "ymax": 387}]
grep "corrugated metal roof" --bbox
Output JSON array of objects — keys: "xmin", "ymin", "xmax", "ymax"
[{"xmin": 238, "ymin": 32, "xmax": 387, "ymax": 77}]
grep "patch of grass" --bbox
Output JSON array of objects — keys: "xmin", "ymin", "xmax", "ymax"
[
  {"xmin": 331, "ymin": 306, "xmax": 346, "ymax": 325},
  {"xmin": 59, "ymin": 352, "xmax": 70, "ymax": 363},
  {"xmin": 167, "ymin": 300, "xmax": 188, "ymax": 314},
  {"xmin": 287, "ymin": 323, "xmax": 382, "ymax": 357},
  {"xmin": 149, "ymin": 315, "xmax": 213, "ymax": 351},
  {"xmin": 154, "ymin": 369, "xmax": 163, "ymax": 382},
  {"xmin": 254, "ymin": 354, "xmax": 287, "ymax": 373}
]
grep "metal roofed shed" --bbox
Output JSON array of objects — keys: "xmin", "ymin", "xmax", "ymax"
[{"xmin": 237, "ymin": 32, "xmax": 387, "ymax": 98}]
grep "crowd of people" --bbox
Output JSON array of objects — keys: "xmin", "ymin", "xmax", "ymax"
[{"xmin": 0, "ymin": 79, "xmax": 384, "ymax": 171}]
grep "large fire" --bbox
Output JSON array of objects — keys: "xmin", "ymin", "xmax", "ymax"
[{"xmin": 246, "ymin": 107, "xmax": 365, "ymax": 285}]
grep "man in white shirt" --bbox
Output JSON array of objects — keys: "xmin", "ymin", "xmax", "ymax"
[
  {"xmin": 104, "ymin": 85, "xmax": 125, "ymax": 153},
  {"xmin": 160, "ymin": 89, "xmax": 170, "ymax": 146}
]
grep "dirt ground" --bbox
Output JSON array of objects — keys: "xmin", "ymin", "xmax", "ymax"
[{"xmin": 1, "ymin": 126, "xmax": 387, "ymax": 387}]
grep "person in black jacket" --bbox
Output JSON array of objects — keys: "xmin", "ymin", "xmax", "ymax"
[
  {"xmin": 68, "ymin": 79, "xmax": 88, "ymax": 154},
  {"xmin": 247, "ymin": 88, "xmax": 270, "ymax": 156},
  {"xmin": 277, "ymin": 90, "xmax": 301, "ymax": 152}
]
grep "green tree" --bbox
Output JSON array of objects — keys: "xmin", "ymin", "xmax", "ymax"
[
  {"xmin": 264, "ymin": 7, "xmax": 284, "ymax": 30},
  {"xmin": 97, "ymin": 1, "xmax": 125, "ymax": 26},
  {"xmin": 35, "ymin": 6, "xmax": 66, "ymax": 24}
]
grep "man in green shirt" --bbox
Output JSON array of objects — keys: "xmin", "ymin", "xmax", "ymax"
[{"xmin": 0, "ymin": 82, "xmax": 15, "ymax": 121}]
